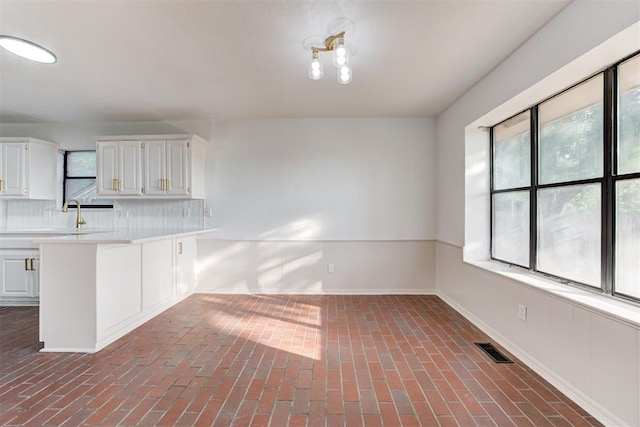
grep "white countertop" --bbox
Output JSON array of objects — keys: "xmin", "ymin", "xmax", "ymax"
[{"xmin": 3, "ymin": 228, "xmax": 217, "ymax": 245}]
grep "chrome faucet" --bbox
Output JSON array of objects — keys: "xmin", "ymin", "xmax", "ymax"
[{"xmin": 62, "ymin": 199, "xmax": 87, "ymax": 230}]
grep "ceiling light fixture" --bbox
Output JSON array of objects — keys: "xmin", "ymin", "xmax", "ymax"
[
  {"xmin": 0, "ymin": 35, "xmax": 57, "ymax": 64},
  {"xmin": 308, "ymin": 31, "xmax": 352, "ymax": 84}
]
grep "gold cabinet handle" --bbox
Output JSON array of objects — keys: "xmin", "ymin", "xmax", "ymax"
[
  {"xmin": 25, "ymin": 258, "xmax": 29, "ymax": 271},
  {"xmin": 118, "ymin": 179, "xmax": 122, "ymax": 191},
  {"xmin": 166, "ymin": 179, "xmax": 170, "ymax": 191},
  {"xmin": 160, "ymin": 179, "xmax": 165, "ymax": 191},
  {"xmin": 112, "ymin": 179, "xmax": 118, "ymax": 191},
  {"xmin": 0, "ymin": 179, "xmax": 3, "ymax": 191},
  {"xmin": 178, "ymin": 241, "xmax": 183, "ymax": 255},
  {"xmin": 29, "ymin": 258, "xmax": 35, "ymax": 271}
]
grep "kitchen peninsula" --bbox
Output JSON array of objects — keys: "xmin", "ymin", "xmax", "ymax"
[{"xmin": 36, "ymin": 228, "xmax": 214, "ymax": 353}]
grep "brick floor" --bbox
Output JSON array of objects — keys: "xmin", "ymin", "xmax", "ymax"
[{"xmin": 0, "ymin": 295, "xmax": 601, "ymax": 426}]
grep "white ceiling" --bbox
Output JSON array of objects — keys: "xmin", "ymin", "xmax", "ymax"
[{"xmin": 0, "ymin": 0, "xmax": 571, "ymax": 123}]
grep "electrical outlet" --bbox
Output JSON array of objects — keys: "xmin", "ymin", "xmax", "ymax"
[
  {"xmin": 205, "ymin": 208, "xmax": 213, "ymax": 217},
  {"xmin": 518, "ymin": 304, "xmax": 527, "ymax": 321},
  {"xmin": 327, "ymin": 263, "xmax": 335, "ymax": 273}
]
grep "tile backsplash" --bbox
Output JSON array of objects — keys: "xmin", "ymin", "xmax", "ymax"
[{"xmin": 0, "ymin": 199, "xmax": 204, "ymax": 230}]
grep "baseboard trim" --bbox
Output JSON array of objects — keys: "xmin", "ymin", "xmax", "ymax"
[
  {"xmin": 195, "ymin": 289, "xmax": 437, "ymax": 296},
  {"xmin": 436, "ymin": 290, "xmax": 626, "ymax": 427},
  {"xmin": 40, "ymin": 347, "xmax": 97, "ymax": 353},
  {"xmin": 0, "ymin": 300, "xmax": 39, "ymax": 307}
]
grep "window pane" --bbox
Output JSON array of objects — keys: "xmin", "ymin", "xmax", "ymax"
[
  {"xmin": 492, "ymin": 191, "xmax": 529, "ymax": 267},
  {"xmin": 65, "ymin": 178, "xmax": 105, "ymax": 205},
  {"xmin": 537, "ymin": 184, "xmax": 601, "ymax": 287},
  {"xmin": 493, "ymin": 111, "xmax": 530, "ymax": 190},
  {"xmin": 618, "ymin": 54, "xmax": 640, "ymax": 175},
  {"xmin": 539, "ymin": 75, "xmax": 603, "ymax": 184},
  {"xmin": 616, "ymin": 179, "xmax": 640, "ymax": 299},
  {"xmin": 66, "ymin": 151, "xmax": 96, "ymax": 177}
]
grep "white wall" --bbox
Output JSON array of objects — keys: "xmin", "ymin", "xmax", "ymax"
[
  {"xmin": 198, "ymin": 118, "xmax": 437, "ymax": 294},
  {"xmin": 197, "ymin": 239, "xmax": 435, "ymax": 295},
  {"xmin": 436, "ymin": 1, "xmax": 640, "ymax": 425},
  {"xmin": 205, "ymin": 118, "xmax": 435, "ymax": 240}
]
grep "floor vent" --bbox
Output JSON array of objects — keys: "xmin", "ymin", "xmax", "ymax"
[{"xmin": 474, "ymin": 342, "xmax": 513, "ymax": 363}]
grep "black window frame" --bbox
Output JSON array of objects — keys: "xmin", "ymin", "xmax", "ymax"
[
  {"xmin": 490, "ymin": 50, "xmax": 640, "ymax": 304},
  {"xmin": 63, "ymin": 150, "xmax": 113, "ymax": 209}
]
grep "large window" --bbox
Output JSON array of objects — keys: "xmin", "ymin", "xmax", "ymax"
[
  {"xmin": 63, "ymin": 151, "xmax": 112, "ymax": 208},
  {"xmin": 491, "ymin": 51, "xmax": 640, "ymax": 302}
]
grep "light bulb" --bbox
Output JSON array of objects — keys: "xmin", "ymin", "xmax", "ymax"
[
  {"xmin": 309, "ymin": 58, "xmax": 323, "ymax": 80},
  {"xmin": 0, "ymin": 36, "xmax": 56, "ymax": 64},
  {"xmin": 333, "ymin": 39, "xmax": 349, "ymax": 67},
  {"xmin": 338, "ymin": 65, "xmax": 352, "ymax": 84}
]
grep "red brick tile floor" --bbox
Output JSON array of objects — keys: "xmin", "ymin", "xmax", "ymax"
[{"xmin": 0, "ymin": 295, "xmax": 601, "ymax": 426}]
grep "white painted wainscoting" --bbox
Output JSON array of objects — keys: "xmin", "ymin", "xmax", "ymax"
[
  {"xmin": 436, "ymin": 241, "xmax": 640, "ymax": 427},
  {"xmin": 196, "ymin": 239, "xmax": 435, "ymax": 295}
]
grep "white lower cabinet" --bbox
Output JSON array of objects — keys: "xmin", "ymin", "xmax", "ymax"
[
  {"xmin": 0, "ymin": 250, "xmax": 39, "ymax": 305},
  {"xmin": 40, "ymin": 235, "xmax": 198, "ymax": 353},
  {"xmin": 175, "ymin": 236, "xmax": 196, "ymax": 298},
  {"xmin": 142, "ymin": 239, "xmax": 174, "ymax": 309}
]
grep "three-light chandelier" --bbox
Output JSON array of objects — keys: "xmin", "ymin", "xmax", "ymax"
[
  {"xmin": 305, "ymin": 18, "xmax": 355, "ymax": 85},
  {"xmin": 308, "ymin": 31, "xmax": 351, "ymax": 84}
]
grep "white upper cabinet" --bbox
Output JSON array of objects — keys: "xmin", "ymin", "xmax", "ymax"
[
  {"xmin": 96, "ymin": 140, "xmax": 143, "ymax": 196},
  {"xmin": 143, "ymin": 140, "xmax": 166, "ymax": 196},
  {"xmin": 143, "ymin": 139, "xmax": 190, "ymax": 196},
  {"xmin": 0, "ymin": 138, "xmax": 58, "ymax": 200},
  {"xmin": 97, "ymin": 134, "xmax": 206, "ymax": 199},
  {"xmin": 165, "ymin": 139, "xmax": 190, "ymax": 196}
]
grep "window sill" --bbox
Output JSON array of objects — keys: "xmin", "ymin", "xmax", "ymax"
[{"xmin": 465, "ymin": 259, "xmax": 640, "ymax": 329}]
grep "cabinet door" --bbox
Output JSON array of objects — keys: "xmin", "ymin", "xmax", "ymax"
[
  {"xmin": 165, "ymin": 140, "xmax": 190, "ymax": 196},
  {"xmin": 175, "ymin": 237, "xmax": 196, "ymax": 297},
  {"xmin": 0, "ymin": 143, "xmax": 26, "ymax": 197},
  {"xmin": 0, "ymin": 255, "xmax": 31, "ymax": 297},
  {"xmin": 118, "ymin": 141, "xmax": 143, "ymax": 195},
  {"xmin": 97, "ymin": 142, "xmax": 120, "ymax": 196},
  {"xmin": 142, "ymin": 240, "xmax": 173, "ymax": 309},
  {"xmin": 143, "ymin": 140, "xmax": 166, "ymax": 195}
]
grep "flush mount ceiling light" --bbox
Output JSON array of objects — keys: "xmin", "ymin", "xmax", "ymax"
[
  {"xmin": 0, "ymin": 35, "xmax": 57, "ymax": 64},
  {"xmin": 305, "ymin": 18, "xmax": 355, "ymax": 85}
]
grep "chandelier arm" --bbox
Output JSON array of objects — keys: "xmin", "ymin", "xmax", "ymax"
[
  {"xmin": 324, "ymin": 31, "xmax": 345, "ymax": 50},
  {"xmin": 310, "ymin": 31, "xmax": 346, "ymax": 53}
]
